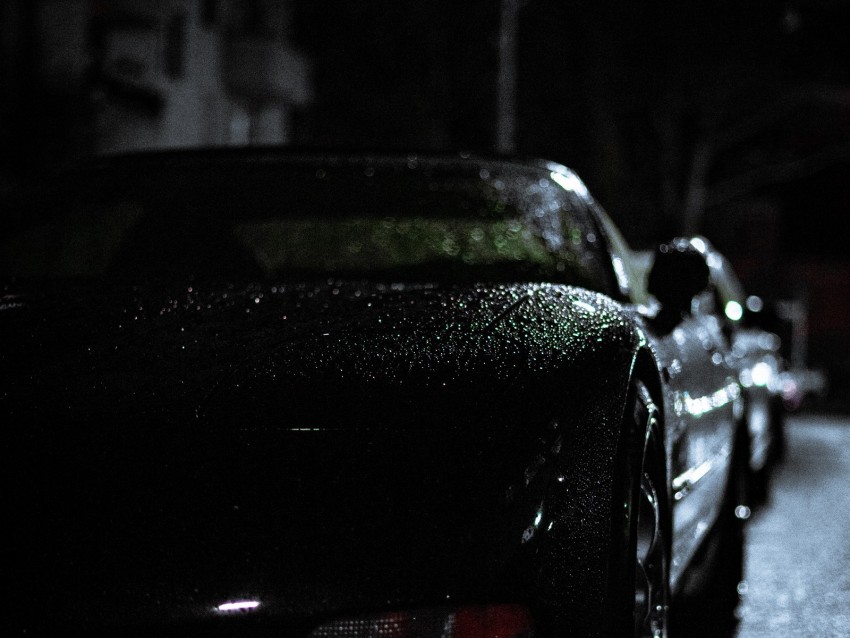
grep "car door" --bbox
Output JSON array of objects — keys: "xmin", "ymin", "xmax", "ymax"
[{"xmin": 653, "ymin": 289, "xmax": 740, "ymax": 587}]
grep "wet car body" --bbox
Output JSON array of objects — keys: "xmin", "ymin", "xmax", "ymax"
[
  {"xmin": 730, "ymin": 321, "xmax": 785, "ymax": 489},
  {"xmin": 697, "ymin": 238, "xmax": 787, "ymax": 497},
  {"xmin": 2, "ymin": 152, "xmax": 746, "ymax": 636}
]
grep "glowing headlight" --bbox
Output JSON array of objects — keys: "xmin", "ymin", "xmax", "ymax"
[{"xmin": 751, "ymin": 361, "xmax": 773, "ymax": 387}]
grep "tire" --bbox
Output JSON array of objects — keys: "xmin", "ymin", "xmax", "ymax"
[
  {"xmin": 609, "ymin": 381, "xmax": 671, "ymax": 638},
  {"xmin": 532, "ymin": 380, "xmax": 671, "ymax": 637},
  {"xmin": 745, "ymin": 395, "xmax": 771, "ymax": 507},
  {"xmin": 768, "ymin": 395, "xmax": 786, "ymax": 466},
  {"xmin": 747, "ymin": 393, "xmax": 785, "ymax": 508}
]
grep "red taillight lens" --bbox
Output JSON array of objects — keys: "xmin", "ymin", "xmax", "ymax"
[
  {"xmin": 310, "ymin": 605, "xmax": 533, "ymax": 638},
  {"xmin": 452, "ymin": 605, "xmax": 533, "ymax": 638}
]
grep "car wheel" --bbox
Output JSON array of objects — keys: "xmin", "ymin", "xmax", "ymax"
[
  {"xmin": 607, "ymin": 381, "xmax": 670, "ymax": 637},
  {"xmin": 634, "ymin": 386, "xmax": 671, "ymax": 638},
  {"xmin": 745, "ymin": 395, "xmax": 771, "ymax": 506},
  {"xmin": 534, "ymin": 380, "xmax": 671, "ymax": 637},
  {"xmin": 768, "ymin": 395, "xmax": 786, "ymax": 466},
  {"xmin": 631, "ymin": 382, "xmax": 670, "ymax": 638}
]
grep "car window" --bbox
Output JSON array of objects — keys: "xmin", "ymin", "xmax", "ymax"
[
  {"xmin": 581, "ymin": 200, "xmax": 648, "ymax": 305},
  {"xmin": 0, "ymin": 156, "xmax": 617, "ymax": 293}
]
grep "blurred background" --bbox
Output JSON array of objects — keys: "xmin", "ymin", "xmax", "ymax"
[{"xmin": 1, "ymin": 0, "xmax": 848, "ymax": 410}]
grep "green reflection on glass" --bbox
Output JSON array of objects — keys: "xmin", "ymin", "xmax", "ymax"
[{"xmin": 234, "ymin": 217, "xmax": 553, "ymax": 275}]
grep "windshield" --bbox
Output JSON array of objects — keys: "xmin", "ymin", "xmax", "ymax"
[{"xmin": 1, "ymin": 154, "xmax": 614, "ymax": 291}]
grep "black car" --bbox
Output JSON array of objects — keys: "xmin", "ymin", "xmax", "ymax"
[{"xmin": 2, "ymin": 152, "xmax": 750, "ymax": 637}]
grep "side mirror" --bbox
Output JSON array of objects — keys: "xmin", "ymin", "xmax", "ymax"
[{"xmin": 647, "ymin": 238, "xmax": 710, "ymax": 319}]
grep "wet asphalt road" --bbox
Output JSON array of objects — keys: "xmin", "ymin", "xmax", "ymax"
[{"xmin": 735, "ymin": 414, "xmax": 850, "ymax": 637}]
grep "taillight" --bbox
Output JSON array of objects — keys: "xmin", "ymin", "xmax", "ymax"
[
  {"xmin": 310, "ymin": 604, "xmax": 534, "ymax": 638},
  {"xmin": 451, "ymin": 605, "xmax": 534, "ymax": 638}
]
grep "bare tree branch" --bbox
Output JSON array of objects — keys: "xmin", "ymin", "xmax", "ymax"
[
  {"xmin": 681, "ymin": 85, "xmax": 850, "ymax": 233},
  {"xmin": 705, "ymin": 144, "xmax": 850, "ymax": 209}
]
